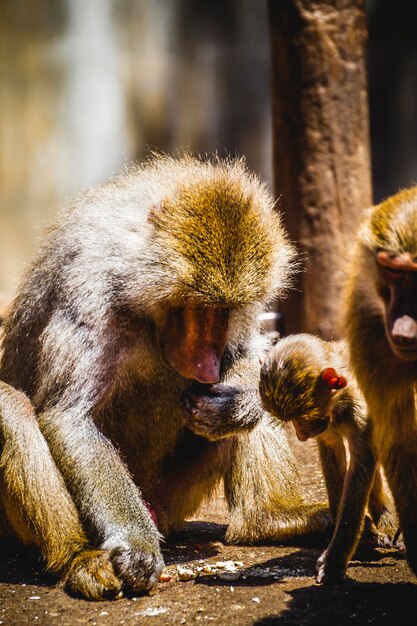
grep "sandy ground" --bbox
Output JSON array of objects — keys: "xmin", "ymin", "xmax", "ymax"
[{"xmin": 0, "ymin": 430, "xmax": 415, "ymax": 626}]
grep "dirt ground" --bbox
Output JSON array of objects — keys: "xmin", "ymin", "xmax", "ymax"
[{"xmin": 1, "ymin": 430, "xmax": 415, "ymax": 626}]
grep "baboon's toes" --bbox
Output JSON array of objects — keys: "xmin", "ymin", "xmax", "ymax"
[{"xmin": 63, "ymin": 549, "xmax": 123, "ymax": 601}]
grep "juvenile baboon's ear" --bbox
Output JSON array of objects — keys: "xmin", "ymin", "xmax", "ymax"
[{"xmin": 320, "ymin": 367, "xmax": 348, "ymax": 390}]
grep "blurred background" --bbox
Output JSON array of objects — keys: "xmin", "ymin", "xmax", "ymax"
[{"xmin": 0, "ymin": 0, "xmax": 416, "ymax": 296}]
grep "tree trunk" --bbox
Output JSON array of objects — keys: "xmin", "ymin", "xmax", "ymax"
[{"xmin": 268, "ymin": 0, "xmax": 372, "ymax": 339}]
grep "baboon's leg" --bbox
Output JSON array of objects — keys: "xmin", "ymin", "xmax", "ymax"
[
  {"xmin": 224, "ymin": 420, "xmax": 330, "ymax": 544},
  {"xmin": 367, "ymin": 466, "xmax": 398, "ymax": 542},
  {"xmin": 317, "ymin": 436, "xmax": 346, "ymax": 523},
  {"xmin": 316, "ymin": 428, "xmax": 376, "ymax": 583},
  {"xmin": 0, "ymin": 382, "xmax": 122, "ymax": 600},
  {"xmin": 376, "ymin": 396, "xmax": 417, "ymax": 572}
]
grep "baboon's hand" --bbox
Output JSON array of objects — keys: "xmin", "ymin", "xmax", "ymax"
[
  {"xmin": 315, "ymin": 549, "xmax": 347, "ymax": 585},
  {"xmin": 181, "ymin": 383, "xmax": 245, "ymax": 440},
  {"xmin": 110, "ymin": 544, "xmax": 164, "ymax": 595},
  {"xmin": 102, "ymin": 531, "xmax": 164, "ymax": 596}
]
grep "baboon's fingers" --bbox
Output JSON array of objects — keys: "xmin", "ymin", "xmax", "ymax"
[{"xmin": 110, "ymin": 545, "xmax": 164, "ymax": 596}]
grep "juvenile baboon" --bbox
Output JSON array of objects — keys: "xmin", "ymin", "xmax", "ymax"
[
  {"xmin": 259, "ymin": 334, "xmax": 396, "ymax": 583},
  {"xmin": 0, "ymin": 154, "xmax": 330, "ymax": 599},
  {"xmin": 345, "ymin": 186, "xmax": 417, "ymax": 576}
]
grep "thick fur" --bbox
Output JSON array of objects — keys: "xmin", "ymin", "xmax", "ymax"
[
  {"xmin": 0, "ymin": 154, "xmax": 327, "ymax": 599},
  {"xmin": 0, "ymin": 382, "xmax": 122, "ymax": 600},
  {"xmin": 260, "ymin": 334, "xmax": 397, "ymax": 583},
  {"xmin": 345, "ymin": 186, "xmax": 417, "ymax": 576}
]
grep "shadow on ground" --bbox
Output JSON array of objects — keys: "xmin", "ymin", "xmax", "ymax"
[
  {"xmin": 0, "ymin": 436, "xmax": 415, "ymax": 625},
  {"xmin": 255, "ymin": 581, "xmax": 417, "ymax": 626}
]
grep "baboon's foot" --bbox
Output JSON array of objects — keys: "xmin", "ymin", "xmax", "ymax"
[
  {"xmin": 63, "ymin": 549, "xmax": 123, "ymax": 601},
  {"xmin": 360, "ymin": 513, "xmax": 397, "ymax": 549},
  {"xmin": 316, "ymin": 549, "xmax": 347, "ymax": 585}
]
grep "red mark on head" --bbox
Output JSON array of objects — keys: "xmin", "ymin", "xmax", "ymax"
[
  {"xmin": 321, "ymin": 367, "xmax": 348, "ymax": 390},
  {"xmin": 144, "ymin": 499, "xmax": 158, "ymax": 528}
]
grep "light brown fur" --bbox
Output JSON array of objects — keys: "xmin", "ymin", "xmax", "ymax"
[
  {"xmin": 346, "ymin": 185, "xmax": 417, "ymax": 576},
  {"xmin": 0, "ymin": 382, "xmax": 122, "ymax": 600},
  {"xmin": 260, "ymin": 334, "xmax": 397, "ymax": 583},
  {"xmin": 0, "ymin": 153, "xmax": 329, "ymax": 599}
]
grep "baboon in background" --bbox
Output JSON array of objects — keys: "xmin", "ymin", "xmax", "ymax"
[
  {"xmin": 259, "ymin": 334, "xmax": 397, "ymax": 584},
  {"xmin": 0, "ymin": 293, "xmax": 10, "ymax": 325},
  {"xmin": 346, "ymin": 186, "xmax": 417, "ymax": 577},
  {"xmin": 0, "ymin": 154, "xmax": 330, "ymax": 600}
]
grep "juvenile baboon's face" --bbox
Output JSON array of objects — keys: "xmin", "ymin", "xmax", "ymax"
[
  {"xmin": 259, "ymin": 346, "xmax": 333, "ymax": 437},
  {"xmin": 259, "ymin": 339, "xmax": 347, "ymax": 442},
  {"xmin": 291, "ymin": 414, "xmax": 331, "ymax": 442}
]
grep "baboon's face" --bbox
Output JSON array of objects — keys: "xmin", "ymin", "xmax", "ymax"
[
  {"xmin": 156, "ymin": 304, "xmax": 230, "ymax": 383},
  {"xmin": 291, "ymin": 414, "xmax": 330, "ymax": 442},
  {"xmin": 376, "ymin": 250, "xmax": 417, "ymax": 361}
]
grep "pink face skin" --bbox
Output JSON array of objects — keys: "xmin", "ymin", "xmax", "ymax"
[
  {"xmin": 376, "ymin": 250, "xmax": 417, "ymax": 272},
  {"xmin": 376, "ymin": 251, "xmax": 417, "ymax": 360},
  {"xmin": 157, "ymin": 305, "xmax": 230, "ymax": 383},
  {"xmin": 290, "ymin": 369, "xmax": 347, "ymax": 442},
  {"xmin": 292, "ymin": 415, "xmax": 330, "ymax": 442}
]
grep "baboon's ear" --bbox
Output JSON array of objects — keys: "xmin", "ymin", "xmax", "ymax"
[
  {"xmin": 321, "ymin": 367, "xmax": 348, "ymax": 390},
  {"xmin": 147, "ymin": 201, "xmax": 163, "ymax": 224}
]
